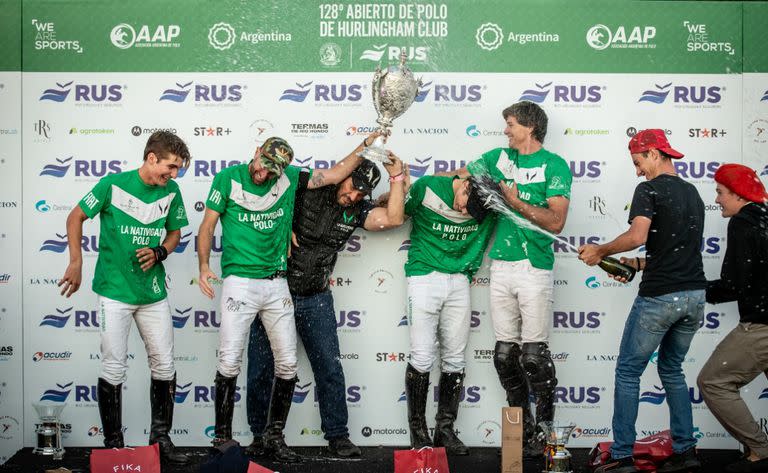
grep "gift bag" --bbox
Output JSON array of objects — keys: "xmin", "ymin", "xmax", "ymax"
[
  {"xmin": 394, "ymin": 446, "xmax": 451, "ymax": 473},
  {"xmin": 90, "ymin": 444, "xmax": 161, "ymax": 473},
  {"xmin": 247, "ymin": 462, "xmax": 275, "ymax": 473},
  {"xmin": 589, "ymin": 430, "xmax": 674, "ymax": 471}
]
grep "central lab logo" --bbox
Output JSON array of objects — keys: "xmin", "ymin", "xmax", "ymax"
[
  {"xmin": 110, "ymin": 24, "xmax": 181, "ymax": 49},
  {"xmin": 360, "ymin": 44, "xmax": 428, "ymax": 63},
  {"xmin": 586, "ymin": 24, "xmax": 656, "ymax": 51}
]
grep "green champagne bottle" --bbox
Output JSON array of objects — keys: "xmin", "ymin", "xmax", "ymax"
[{"xmin": 598, "ymin": 256, "xmax": 636, "ymax": 282}]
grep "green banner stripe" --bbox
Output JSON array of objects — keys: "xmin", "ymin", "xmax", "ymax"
[
  {"xmin": 0, "ymin": 0, "xmax": 21, "ymax": 71},
  {"xmin": 18, "ymin": 0, "xmax": 755, "ymax": 73}
]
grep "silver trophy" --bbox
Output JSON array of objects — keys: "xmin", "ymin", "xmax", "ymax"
[
  {"xmin": 359, "ymin": 48, "xmax": 422, "ymax": 164},
  {"xmin": 32, "ymin": 402, "xmax": 66, "ymax": 460},
  {"xmin": 539, "ymin": 421, "xmax": 576, "ymax": 473}
]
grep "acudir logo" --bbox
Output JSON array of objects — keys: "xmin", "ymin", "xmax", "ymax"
[
  {"xmin": 110, "ymin": 24, "xmax": 180, "ymax": 49},
  {"xmin": 32, "ymin": 351, "xmax": 72, "ymax": 362},
  {"xmin": 586, "ymin": 24, "xmax": 656, "ymax": 51},
  {"xmin": 159, "ymin": 81, "xmax": 244, "ymax": 104},
  {"xmin": 518, "ymin": 82, "xmax": 603, "ymax": 106},
  {"xmin": 39, "ymin": 81, "xmax": 124, "ymax": 104}
]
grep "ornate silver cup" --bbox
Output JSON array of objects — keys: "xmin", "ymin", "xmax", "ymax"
[
  {"xmin": 539, "ymin": 421, "xmax": 576, "ymax": 473},
  {"xmin": 32, "ymin": 402, "xmax": 66, "ymax": 459},
  {"xmin": 359, "ymin": 48, "xmax": 422, "ymax": 164}
]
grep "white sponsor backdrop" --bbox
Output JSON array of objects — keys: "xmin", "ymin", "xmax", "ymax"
[
  {"xmin": 9, "ymin": 70, "xmax": 768, "ymax": 452},
  {"xmin": 0, "ymin": 71, "xmax": 23, "ymax": 464}
]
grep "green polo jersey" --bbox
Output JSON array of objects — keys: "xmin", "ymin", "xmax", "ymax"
[
  {"xmin": 205, "ymin": 164, "xmax": 310, "ymax": 279},
  {"xmin": 466, "ymin": 147, "xmax": 571, "ymax": 270},
  {"xmin": 404, "ymin": 175, "xmax": 496, "ymax": 280},
  {"xmin": 79, "ymin": 170, "xmax": 188, "ymax": 305}
]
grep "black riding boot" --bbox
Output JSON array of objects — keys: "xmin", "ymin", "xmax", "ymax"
[
  {"xmin": 433, "ymin": 371, "xmax": 469, "ymax": 456},
  {"xmin": 149, "ymin": 374, "xmax": 189, "ymax": 464},
  {"xmin": 263, "ymin": 376, "xmax": 301, "ymax": 463},
  {"xmin": 494, "ymin": 341, "xmax": 537, "ymax": 456},
  {"xmin": 405, "ymin": 363, "xmax": 433, "ymax": 449},
  {"xmin": 213, "ymin": 371, "xmax": 238, "ymax": 446},
  {"xmin": 98, "ymin": 378, "xmax": 124, "ymax": 448}
]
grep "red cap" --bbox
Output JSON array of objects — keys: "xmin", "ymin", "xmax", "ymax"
[
  {"xmin": 714, "ymin": 163, "xmax": 768, "ymax": 203},
  {"xmin": 628, "ymin": 129, "xmax": 684, "ymax": 159}
]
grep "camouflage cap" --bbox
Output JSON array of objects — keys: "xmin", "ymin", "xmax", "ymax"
[{"xmin": 259, "ymin": 137, "xmax": 294, "ymax": 176}]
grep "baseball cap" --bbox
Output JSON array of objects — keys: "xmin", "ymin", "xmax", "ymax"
[
  {"xmin": 350, "ymin": 159, "xmax": 381, "ymax": 194},
  {"xmin": 259, "ymin": 137, "xmax": 294, "ymax": 176},
  {"xmin": 714, "ymin": 163, "xmax": 768, "ymax": 203},
  {"xmin": 628, "ymin": 129, "xmax": 684, "ymax": 159}
]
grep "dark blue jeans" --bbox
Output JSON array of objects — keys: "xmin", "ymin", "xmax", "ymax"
[
  {"xmin": 611, "ymin": 289, "xmax": 705, "ymax": 459},
  {"xmin": 247, "ymin": 290, "xmax": 349, "ymax": 440}
]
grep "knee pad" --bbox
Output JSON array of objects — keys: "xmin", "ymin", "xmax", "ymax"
[
  {"xmin": 521, "ymin": 342, "xmax": 557, "ymax": 393},
  {"xmin": 493, "ymin": 341, "xmax": 526, "ymax": 389}
]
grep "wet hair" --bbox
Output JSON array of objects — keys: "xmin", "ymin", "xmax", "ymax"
[
  {"xmin": 143, "ymin": 131, "xmax": 191, "ymax": 169},
  {"xmin": 502, "ymin": 101, "xmax": 548, "ymax": 143}
]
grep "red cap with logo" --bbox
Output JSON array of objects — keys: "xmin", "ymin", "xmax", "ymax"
[
  {"xmin": 628, "ymin": 129, "xmax": 684, "ymax": 159},
  {"xmin": 714, "ymin": 163, "xmax": 768, "ymax": 203}
]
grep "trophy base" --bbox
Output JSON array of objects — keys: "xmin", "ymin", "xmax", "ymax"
[
  {"xmin": 33, "ymin": 446, "xmax": 65, "ymax": 460},
  {"xmin": 358, "ymin": 143, "xmax": 392, "ymax": 165}
]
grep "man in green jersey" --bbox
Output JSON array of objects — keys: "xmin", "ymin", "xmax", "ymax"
[
  {"xmin": 448, "ymin": 101, "xmax": 572, "ymax": 454},
  {"xmin": 58, "ymin": 131, "xmax": 191, "ymax": 464},
  {"xmin": 197, "ymin": 133, "xmax": 380, "ymax": 462},
  {"xmin": 403, "ymin": 174, "xmax": 496, "ymax": 455}
]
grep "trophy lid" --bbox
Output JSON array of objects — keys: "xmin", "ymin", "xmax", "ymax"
[{"xmin": 33, "ymin": 402, "xmax": 66, "ymax": 421}]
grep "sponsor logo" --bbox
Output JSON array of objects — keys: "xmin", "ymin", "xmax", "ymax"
[
  {"xmin": 337, "ymin": 309, "xmax": 364, "ymax": 330},
  {"xmin": 31, "ymin": 19, "xmax": 83, "ymax": 53},
  {"xmin": 465, "ymin": 124, "xmax": 504, "ymax": 139},
  {"xmin": 110, "ymin": 24, "xmax": 180, "ymax": 49},
  {"xmin": 519, "ymin": 82, "xmax": 604, "ymax": 107},
  {"xmin": 193, "ymin": 126, "xmax": 232, "ymax": 137},
  {"xmin": 319, "ymin": 42, "xmax": 342, "ymax": 67},
  {"xmin": 554, "ymin": 386, "xmax": 603, "ymax": 407},
  {"xmin": 190, "ymin": 159, "xmax": 242, "ymax": 178},
  {"xmin": 32, "ymin": 351, "xmax": 72, "ymax": 362},
  {"xmin": 0, "ymin": 274, "xmax": 10, "ymax": 284},
  {"xmin": 564, "ymin": 127, "xmax": 609, "ymax": 136},
  {"xmin": 0, "ymin": 346, "xmax": 12, "ymax": 360},
  {"xmin": 553, "ymin": 310, "xmax": 603, "ymax": 331},
  {"xmin": 571, "ymin": 426, "xmax": 611, "ymax": 439},
  {"xmin": 160, "ymin": 81, "xmax": 244, "ymax": 105},
  {"xmin": 433, "ymin": 385, "xmax": 483, "ymax": 405},
  {"xmin": 361, "ymin": 426, "xmax": 407, "ymax": 438},
  {"xmin": 369, "ymin": 269, "xmax": 394, "ymax": 294},
  {"xmin": 584, "ymin": 275, "xmax": 626, "ymax": 289},
  {"xmin": 39, "ymin": 233, "xmax": 99, "ymax": 254},
  {"xmin": 39, "ymin": 81, "xmax": 124, "ymax": 105},
  {"xmin": 0, "ymin": 416, "xmax": 19, "ymax": 440},
  {"xmin": 570, "ymin": 160, "xmax": 604, "ymax": 182},
  {"xmin": 208, "ymin": 22, "xmax": 291, "ymax": 51},
  {"xmin": 131, "ymin": 125, "xmax": 177, "ymax": 137},
  {"xmin": 376, "ymin": 352, "xmax": 410, "ymax": 362},
  {"xmin": 360, "ymin": 44, "xmax": 428, "ymax": 63},
  {"xmin": 759, "ymin": 388, "xmax": 768, "ymax": 400},
  {"xmin": 688, "ymin": 128, "xmax": 727, "ymax": 138},
  {"xmin": 476, "ymin": 420, "xmax": 500, "ymax": 445},
  {"xmin": 69, "ymin": 127, "xmax": 115, "ymax": 136},
  {"xmin": 586, "ymin": 24, "xmax": 656, "ymax": 50},
  {"xmin": 328, "ymin": 276, "xmax": 353, "ymax": 287},
  {"xmin": 673, "ymin": 161, "xmax": 721, "ymax": 182},
  {"xmin": 683, "ymin": 21, "xmax": 735, "ymax": 56},
  {"xmin": 473, "ymin": 349, "xmax": 494, "ymax": 362},
  {"xmin": 172, "ymin": 232, "xmax": 193, "ymax": 253},
  {"xmin": 289, "ymin": 123, "xmax": 329, "ymax": 138},
  {"xmin": 280, "ymin": 81, "xmax": 363, "ymax": 105},
  {"xmin": 38, "ymin": 306, "xmax": 106, "ymax": 331},
  {"xmin": 402, "ymin": 127, "xmax": 449, "ymax": 135},
  {"xmin": 638, "ymin": 82, "xmax": 723, "ymax": 108},
  {"xmin": 627, "ymin": 126, "xmax": 671, "ymax": 138},
  {"xmin": 475, "ymin": 23, "xmax": 558, "ymax": 51},
  {"xmin": 176, "ymin": 383, "xmax": 243, "ymax": 405},
  {"xmin": 39, "ymin": 156, "xmax": 124, "ymax": 179},
  {"xmin": 748, "ymin": 119, "xmax": 768, "ymax": 144},
  {"xmin": 414, "ymin": 80, "xmax": 485, "ymax": 106},
  {"xmin": 554, "ymin": 235, "xmax": 602, "ymax": 254},
  {"xmin": 33, "ymin": 119, "xmax": 51, "ymax": 141}
]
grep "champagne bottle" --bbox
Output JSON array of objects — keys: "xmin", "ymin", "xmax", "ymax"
[{"xmin": 598, "ymin": 256, "xmax": 636, "ymax": 282}]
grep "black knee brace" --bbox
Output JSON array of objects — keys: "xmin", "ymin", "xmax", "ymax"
[{"xmin": 521, "ymin": 342, "xmax": 557, "ymax": 394}]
